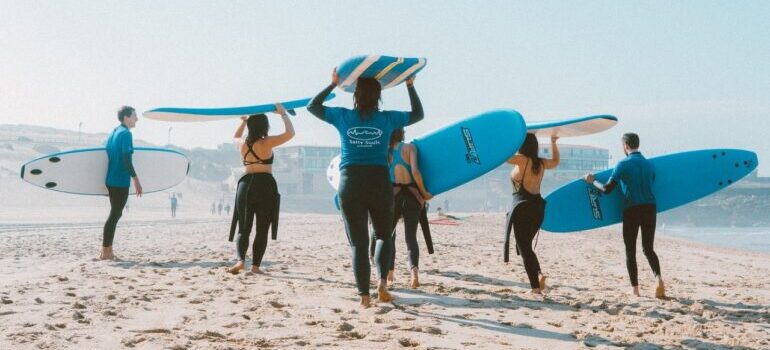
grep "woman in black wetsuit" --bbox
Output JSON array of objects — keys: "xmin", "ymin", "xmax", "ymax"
[
  {"xmin": 504, "ymin": 134, "xmax": 559, "ymax": 293},
  {"xmin": 308, "ymin": 69, "xmax": 424, "ymax": 307},
  {"xmin": 226, "ymin": 103, "xmax": 294, "ymax": 275}
]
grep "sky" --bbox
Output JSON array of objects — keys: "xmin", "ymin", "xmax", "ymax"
[{"xmin": 1, "ymin": 1, "xmax": 769, "ymax": 174}]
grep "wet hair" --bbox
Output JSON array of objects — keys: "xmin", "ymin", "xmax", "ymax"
[
  {"xmin": 246, "ymin": 114, "xmax": 269, "ymax": 144},
  {"xmin": 388, "ymin": 128, "xmax": 405, "ymax": 163},
  {"xmin": 354, "ymin": 77, "xmax": 381, "ymax": 119},
  {"xmin": 117, "ymin": 106, "xmax": 135, "ymax": 122},
  {"xmin": 622, "ymin": 133, "xmax": 640, "ymax": 149},
  {"xmin": 519, "ymin": 133, "xmax": 543, "ymax": 175}
]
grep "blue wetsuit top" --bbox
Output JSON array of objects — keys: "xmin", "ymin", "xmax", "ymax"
[
  {"xmin": 105, "ymin": 125, "xmax": 136, "ymax": 188},
  {"xmin": 390, "ymin": 142, "xmax": 414, "ymax": 184},
  {"xmin": 308, "ymin": 83, "xmax": 424, "ymax": 170},
  {"xmin": 609, "ymin": 151, "xmax": 656, "ymax": 208}
]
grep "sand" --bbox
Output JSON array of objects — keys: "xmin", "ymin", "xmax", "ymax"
[{"xmin": 0, "ymin": 213, "xmax": 768, "ymax": 349}]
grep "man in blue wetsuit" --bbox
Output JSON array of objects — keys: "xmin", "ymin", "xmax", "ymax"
[
  {"xmin": 584, "ymin": 133, "xmax": 665, "ymax": 299},
  {"xmin": 101, "ymin": 106, "xmax": 142, "ymax": 260}
]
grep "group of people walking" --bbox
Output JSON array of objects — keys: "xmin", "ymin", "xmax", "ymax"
[{"xmin": 100, "ymin": 71, "xmax": 665, "ymax": 308}]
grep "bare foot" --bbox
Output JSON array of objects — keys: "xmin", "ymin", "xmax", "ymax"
[
  {"xmin": 655, "ymin": 281, "xmax": 666, "ymax": 299},
  {"xmin": 387, "ymin": 270, "xmax": 395, "ymax": 285},
  {"xmin": 377, "ymin": 282, "xmax": 392, "ymax": 302},
  {"xmin": 227, "ymin": 261, "xmax": 245, "ymax": 275},
  {"xmin": 632, "ymin": 286, "xmax": 641, "ymax": 297},
  {"xmin": 99, "ymin": 247, "xmax": 114, "ymax": 261},
  {"xmin": 251, "ymin": 265, "xmax": 262, "ymax": 274},
  {"xmin": 360, "ymin": 295, "xmax": 371, "ymax": 308},
  {"xmin": 538, "ymin": 274, "xmax": 547, "ymax": 291},
  {"xmin": 410, "ymin": 268, "xmax": 420, "ymax": 288},
  {"xmin": 531, "ymin": 288, "xmax": 542, "ymax": 294}
]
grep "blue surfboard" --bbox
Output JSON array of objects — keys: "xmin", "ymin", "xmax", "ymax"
[
  {"xmin": 414, "ymin": 110, "xmax": 527, "ymax": 195},
  {"xmin": 542, "ymin": 149, "xmax": 759, "ymax": 233},
  {"xmin": 336, "ymin": 55, "xmax": 427, "ymax": 93},
  {"xmin": 527, "ymin": 115, "xmax": 618, "ymax": 137},
  {"xmin": 142, "ymin": 94, "xmax": 336, "ymax": 122}
]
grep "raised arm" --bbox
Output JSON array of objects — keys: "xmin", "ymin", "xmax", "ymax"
[
  {"xmin": 543, "ymin": 136, "xmax": 560, "ymax": 169},
  {"xmin": 307, "ymin": 69, "xmax": 339, "ymax": 121},
  {"xmin": 405, "ymin": 77, "xmax": 424, "ymax": 126},
  {"xmin": 265, "ymin": 103, "xmax": 295, "ymax": 147}
]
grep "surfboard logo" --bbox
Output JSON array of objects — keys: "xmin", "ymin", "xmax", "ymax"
[
  {"xmin": 586, "ymin": 187, "xmax": 603, "ymax": 220},
  {"xmin": 461, "ymin": 127, "xmax": 480, "ymax": 164},
  {"xmin": 347, "ymin": 127, "xmax": 383, "ymax": 141}
]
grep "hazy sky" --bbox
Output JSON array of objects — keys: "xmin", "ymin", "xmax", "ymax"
[{"xmin": 1, "ymin": 1, "xmax": 768, "ymax": 174}]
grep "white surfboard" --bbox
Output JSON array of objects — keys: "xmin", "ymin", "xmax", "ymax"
[
  {"xmin": 527, "ymin": 115, "xmax": 618, "ymax": 137},
  {"xmin": 20, "ymin": 147, "xmax": 189, "ymax": 195}
]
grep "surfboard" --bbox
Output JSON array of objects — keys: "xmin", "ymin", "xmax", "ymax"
[
  {"xmin": 541, "ymin": 149, "xmax": 759, "ymax": 233},
  {"xmin": 527, "ymin": 115, "xmax": 618, "ymax": 137},
  {"xmin": 325, "ymin": 110, "xmax": 527, "ymax": 196},
  {"xmin": 20, "ymin": 147, "xmax": 190, "ymax": 196},
  {"xmin": 414, "ymin": 109, "xmax": 527, "ymax": 195},
  {"xmin": 336, "ymin": 55, "xmax": 427, "ymax": 93},
  {"xmin": 142, "ymin": 94, "xmax": 336, "ymax": 122}
]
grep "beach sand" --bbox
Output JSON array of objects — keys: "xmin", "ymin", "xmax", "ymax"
[{"xmin": 1, "ymin": 213, "xmax": 768, "ymax": 349}]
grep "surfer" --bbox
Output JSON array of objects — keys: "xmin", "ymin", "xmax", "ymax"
[
  {"xmin": 226, "ymin": 104, "xmax": 294, "ymax": 275},
  {"xmin": 584, "ymin": 133, "xmax": 665, "ymax": 298},
  {"xmin": 101, "ymin": 106, "xmax": 142, "ymax": 261},
  {"xmin": 308, "ymin": 69, "xmax": 424, "ymax": 307},
  {"xmin": 382, "ymin": 127, "xmax": 432, "ymax": 288},
  {"xmin": 504, "ymin": 134, "xmax": 560, "ymax": 294}
]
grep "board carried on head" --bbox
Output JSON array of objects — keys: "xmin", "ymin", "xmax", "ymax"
[
  {"xmin": 20, "ymin": 147, "xmax": 189, "ymax": 196},
  {"xmin": 336, "ymin": 55, "xmax": 427, "ymax": 93},
  {"xmin": 143, "ymin": 94, "xmax": 336, "ymax": 122},
  {"xmin": 527, "ymin": 115, "xmax": 617, "ymax": 138}
]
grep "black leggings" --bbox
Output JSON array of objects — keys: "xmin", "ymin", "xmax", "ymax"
[
  {"xmin": 103, "ymin": 186, "xmax": 129, "ymax": 247},
  {"xmin": 234, "ymin": 173, "xmax": 277, "ymax": 267},
  {"xmin": 511, "ymin": 197, "xmax": 545, "ymax": 289},
  {"xmin": 623, "ymin": 204, "xmax": 661, "ymax": 286},
  {"xmin": 339, "ymin": 166, "xmax": 393, "ymax": 296},
  {"xmin": 388, "ymin": 189, "xmax": 421, "ymax": 270}
]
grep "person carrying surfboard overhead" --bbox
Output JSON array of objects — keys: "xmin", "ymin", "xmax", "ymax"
[
  {"xmin": 383, "ymin": 127, "xmax": 432, "ymax": 289},
  {"xmin": 101, "ymin": 106, "xmax": 142, "ymax": 261},
  {"xmin": 584, "ymin": 133, "xmax": 665, "ymax": 299},
  {"xmin": 308, "ymin": 69, "xmax": 424, "ymax": 308},
  {"xmin": 504, "ymin": 134, "xmax": 559, "ymax": 294},
  {"xmin": 226, "ymin": 104, "xmax": 294, "ymax": 275}
]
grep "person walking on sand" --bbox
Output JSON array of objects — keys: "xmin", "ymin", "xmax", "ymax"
[
  {"xmin": 381, "ymin": 127, "xmax": 432, "ymax": 288},
  {"xmin": 226, "ymin": 104, "xmax": 294, "ymax": 275},
  {"xmin": 170, "ymin": 193, "xmax": 178, "ymax": 218},
  {"xmin": 503, "ymin": 134, "xmax": 559, "ymax": 294},
  {"xmin": 101, "ymin": 106, "xmax": 142, "ymax": 260},
  {"xmin": 584, "ymin": 133, "xmax": 665, "ymax": 299},
  {"xmin": 308, "ymin": 69, "xmax": 424, "ymax": 307}
]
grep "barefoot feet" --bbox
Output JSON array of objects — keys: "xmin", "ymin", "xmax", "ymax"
[
  {"xmin": 227, "ymin": 261, "xmax": 245, "ymax": 274},
  {"xmin": 410, "ymin": 267, "xmax": 420, "ymax": 288}
]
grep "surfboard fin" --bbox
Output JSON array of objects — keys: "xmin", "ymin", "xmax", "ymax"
[{"xmin": 287, "ymin": 109, "xmax": 297, "ymax": 116}]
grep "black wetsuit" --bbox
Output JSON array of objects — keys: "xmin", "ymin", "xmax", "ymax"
[
  {"xmin": 504, "ymin": 158, "xmax": 546, "ymax": 289},
  {"xmin": 229, "ymin": 142, "xmax": 279, "ymax": 267},
  {"xmin": 308, "ymin": 82, "xmax": 424, "ymax": 296}
]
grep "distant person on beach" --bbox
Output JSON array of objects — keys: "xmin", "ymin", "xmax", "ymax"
[
  {"xmin": 170, "ymin": 193, "xmax": 178, "ymax": 218},
  {"xmin": 584, "ymin": 133, "xmax": 665, "ymax": 298},
  {"xmin": 224, "ymin": 203, "xmax": 230, "ymax": 216},
  {"xmin": 226, "ymin": 104, "xmax": 293, "ymax": 275},
  {"xmin": 381, "ymin": 127, "xmax": 432, "ymax": 289},
  {"xmin": 218, "ymin": 201, "xmax": 223, "ymax": 216},
  {"xmin": 504, "ymin": 134, "xmax": 559, "ymax": 294},
  {"xmin": 101, "ymin": 106, "xmax": 142, "ymax": 260},
  {"xmin": 309, "ymin": 69, "xmax": 424, "ymax": 307}
]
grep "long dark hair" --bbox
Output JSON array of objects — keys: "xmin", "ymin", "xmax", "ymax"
[
  {"xmin": 246, "ymin": 114, "xmax": 269, "ymax": 145},
  {"xmin": 388, "ymin": 128, "xmax": 405, "ymax": 163},
  {"xmin": 354, "ymin": 77, "xmax": 381, "ymax": 119},
  {"xmin": 519, "ymin": 133, "xmax": 543, "ymax": 175}
]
